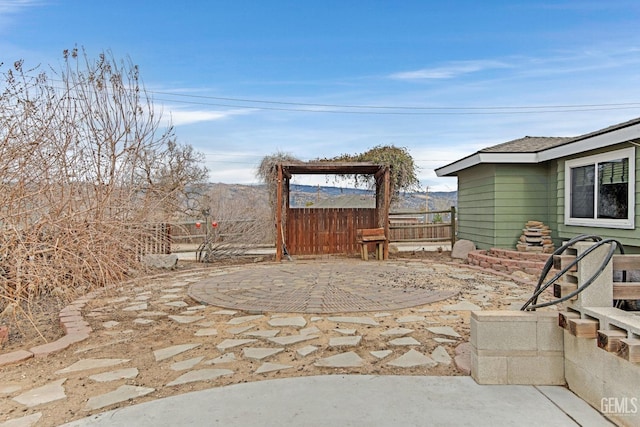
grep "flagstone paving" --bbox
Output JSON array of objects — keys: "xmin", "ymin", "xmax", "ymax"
[
  {"xmin": 387, "ymin": 349, "xmax": 437, "ymax": 368},
  {"xmin": 12, "ymin": 379, "xmax": 67, "ymax": 408},
  {"xmin": 255, "ymin": 362, "xmax": 293, "ymax": 374},
  {"xmin": 389, "ymin": 337, "xmax": 421, "ymax": 346},
  {"xmin": 0, "ymin": 258, "xmax": 552, "ymax": 427},
  {"xmin": 314, "ymin": 351, "xmax": 365, "ymax": 368},
  {"xmin": 431, "ymin": 346, "xmax": 453, "ymax": 365},
  {"xmin": 328, "ymin": 336, "xmax": 362, "ymax": 347},
  {"xmin": 85, "ymin": 385, "xmax": 155, "ymax": 411},
  {"xmin": 242, "ymin": 347, "xmax": 284, "ymax": 360}
]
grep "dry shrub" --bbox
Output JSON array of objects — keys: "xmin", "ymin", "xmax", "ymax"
[{"xmin": 0, "ymin": 49, "xmax": 207, "ymax": 335}]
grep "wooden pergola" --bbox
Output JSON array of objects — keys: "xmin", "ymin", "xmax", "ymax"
[{"xmin": 275, "ymin": 162, "xmax": 391, "ymax": 261}]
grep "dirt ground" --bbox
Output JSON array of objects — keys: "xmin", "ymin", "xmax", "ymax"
[{"xmin": 0, "ymin": 251, "xmax": 549, "ymax": 427}]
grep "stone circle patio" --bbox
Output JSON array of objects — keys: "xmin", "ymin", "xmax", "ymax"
[{"xmin": 188, "ymin": 259, "xmax": 459, "ymax": 313}]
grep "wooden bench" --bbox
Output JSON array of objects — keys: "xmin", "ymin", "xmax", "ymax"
[{"xmin": 357, "ymin": 228, "xmax": 387, "ymax": 261}]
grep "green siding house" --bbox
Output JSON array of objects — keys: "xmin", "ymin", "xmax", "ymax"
[{"xmin": 435, "ymin": 117, "xmax": 640, "ymax": 252}]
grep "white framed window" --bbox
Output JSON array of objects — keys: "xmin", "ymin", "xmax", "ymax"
[{"xmin": 564, "ymin": 147, "xmax": 635, "ymax": 229}]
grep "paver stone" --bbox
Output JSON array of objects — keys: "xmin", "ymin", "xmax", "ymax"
[
  {"xmin": 327, "ymin": 316, "xmax": 378, "ymax": 326},
  {"xmin": 56, "ymin": 358, "xmax": 130, "ymax": 374},
  {"xmin": 268, "ymin": 316, "xmax": 306, "ymax": 328},
  {"xmin": 171, "ymin": 357, "xmax": 205, "ymax": 371},
  {"xmin": 85, "ymin": 385, "xmax": 155, "ymax": 411},
  {"xmin": 314, "ymin": 351, "xmax": 364, "ymax": 368},
  {"xmin": 242, "ymin": 347, "xmax": 284, "ymax": 360},
  {"xmin": 387, "ymin": 349, "xmax": 437, "ymax": 368},
  {"xmin": 431, "ymin": 346, "xmax": 452, "ymax": 365},
  {"xmin": 154, "ymin": 344, "xmax": 201, "ymax": 362},
  {"xmin": 13, "ymin": 379, "xmax": 67, "ymax": 407},
  {"xmin": 216, "ymin": 339, "xmax": 256, "ymax": 351},
  {"xmin": 329, "ymin": 336, "xmax": 362, "ymax": 347},
  {"xmin": 426, "ymin": 326, "xmax": 461, "ymax": 338},
  {"xmin": 255, "ymin": 363, "xmax": 293, "ymax": 374},
  {"xmin": 389, "ymin": 337, "xmax": 421, "ymax": 346},
  {"xmin": 89, "ymin": 368, "xmax": 139, "ymax": 382},
  {"xmin": 166, "ymin": 369, "xmax": 233, "ymax": 386}
]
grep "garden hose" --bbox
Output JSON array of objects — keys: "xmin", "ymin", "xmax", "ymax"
[{"xmin": 521, "ymin": 235, "xmax": 625, "ymax": 311}]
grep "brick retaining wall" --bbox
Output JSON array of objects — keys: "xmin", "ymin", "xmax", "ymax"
[{"xmin": 467, "ymin": 248, "xmax": 553, "ymax": 276}]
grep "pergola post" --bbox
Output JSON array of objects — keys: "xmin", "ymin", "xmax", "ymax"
[
  {"xmin": 276, "ymin": 164, "xmax": 283, "ymax": 262},
  {"xmin": 383, "ymin": 166, "xmax": 391, "ymax": 260},
  {"xmin": 374, "ymin": 165, "xmax": 391, "ymax": 260}
]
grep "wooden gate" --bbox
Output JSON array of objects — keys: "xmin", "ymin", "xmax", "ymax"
[
  {"xmin": 133, "ymin": 223, "xmax": 171, "ymax": 256},
  {"xmin": 286, "ymin": 208, "xmax": 377, "ymax": 255}
]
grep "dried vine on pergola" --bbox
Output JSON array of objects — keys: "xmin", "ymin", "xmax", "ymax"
[{"xmin": 256, "ymin": 145, "xmax": 420, "ymax": 212}]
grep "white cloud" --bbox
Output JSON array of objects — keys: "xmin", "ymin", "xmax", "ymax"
[
  {"xmin": 0, "ymin": 0, "xmax": 41, "ymax": 29},
  {"xmin": 167, "ymin": 108, "xmax": 254, "ymax": 126},
  {"xmin": 389, "ymin": 60, "xmax": 511, "ymax": 80},
  {"xmin": 0, "ymin": 0, "xmax": 39, "ymax": 12}
]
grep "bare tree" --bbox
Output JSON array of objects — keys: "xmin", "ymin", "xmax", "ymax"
[{"xmin": 0, "ymin": 49, "xmax": 207, "ymax": 333}]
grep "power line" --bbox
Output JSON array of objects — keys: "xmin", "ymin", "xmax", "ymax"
[
  {"xmin": 150, "ymin": 90, "xmax": 640, "ymax": 111},
  {"xmin": 25, "ymin": 78, "xmax": 640, "ymax": 115},
  {"xmin": 155, "ymin": 96, "xmax": 640, "ymax": 115}
]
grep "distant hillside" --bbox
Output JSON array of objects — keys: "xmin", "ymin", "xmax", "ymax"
[
  {"xmin": 289, "ymin": 184, "xmax": 456, "ymax": 211},
  {"xmin": 203, "ymin": 183, "xmax": 456, "ymax": 211}
]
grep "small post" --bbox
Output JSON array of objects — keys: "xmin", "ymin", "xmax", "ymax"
[
  {"xmin": 276, "ymin": 164, "xmax": 283, "ymax": 262},
  {"xmin": 450, "ymin": 206, "xmax": 456, "ymax": 249},
  {"xmin": 570, "ymin": 241, "xmax": 613, "ymax": 310}
]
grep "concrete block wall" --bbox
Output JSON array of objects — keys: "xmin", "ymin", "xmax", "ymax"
[
  {"xmin": 564, "ymin": 330, "xmax": 640, "ymax": 427},
  {"xmin": 470, "ymin": 310, "xmax": 564, "ymax": 385},
  {"xmin": 471, "ymin": 241, "xmax": 640, "ymax": 425}
]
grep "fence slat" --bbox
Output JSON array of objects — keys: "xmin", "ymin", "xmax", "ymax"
[
  {"xmin": 388, "ymin": 208, "xmax": 455, "ymax": 245},
  {"xmin": 285, "ymin": 208, "xmax": 376, "ymax": 255}
]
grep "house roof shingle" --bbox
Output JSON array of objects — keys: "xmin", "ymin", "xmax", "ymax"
[
  {"xmin": 435, "ymin": 116, "xmax": 640, "ymax": 177},
  {"xmin": 480, "ymin": 136, "xmax": 574, "ymax": 153},
  {"xmin": 479, "ymin": 116, "xmax": 640, "ymax": 154}
]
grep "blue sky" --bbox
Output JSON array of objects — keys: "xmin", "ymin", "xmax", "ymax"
[{"xmin": 2, "ymin": 0, "xmax": 640, "ymax": 191}]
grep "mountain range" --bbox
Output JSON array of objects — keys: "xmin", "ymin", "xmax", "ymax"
[{"xmin": 206, "ymin": 183, "xmax": 457, "ymax": 212}]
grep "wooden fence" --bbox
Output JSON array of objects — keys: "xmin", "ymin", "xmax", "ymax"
[
  {"xmin": 142, "ymin": 206, "xmax": 457, "ymax": 257},
  {"xmin": 389, "ymin": 207, "xmax": 456, "ymax": 247},
  {"xmin": 133, "ymin": 223, "xmax": 171, "ymax": 256},
  {"xmin": 286, "ymin": 208, "xmax": 377, "ymax": 255}
]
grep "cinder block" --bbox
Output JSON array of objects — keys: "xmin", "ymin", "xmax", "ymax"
[
  {"xmin": 608, "ymin": 314, "xmax": 640, "ymax": 337},
  {"xmin": 471, "ymin": 350, "xmax": 508, "ymax": 385},
  {"xmin": 571, "ymin": 242, "xmax": 613, "ymax": 309},
  {"xmin": 471, "ymin": 311, "xmax": 538, "ymax": 322},
  {"xmin": 537, "ymin": 313, "xmax": 564, "ymax": 352},
  {"xmin": 470, "ymin": 316, "xmax": 478, "ymax": 349},
  {"xmin": 563, "ymin": 330, "xmax": 604, "ymax": 379},
  {"xmin": 603, "ymin": 351, "xmax": 640, "ymax": 397},
  {"xmin": 564, "ymin": 359, "xmax": 605, "ymax": 410},
  {"xmin": 599, "ymin": 350, "xmax": 640, "ymax": 427},
  {"xmin": 508, "ymin": 355, "xmax": 565, "ymax": 385},
  {"xmin": 472, "ymin": 311, "xmax": 538, "ymax": 352},
  {"xmin": 475, "ymin": 349, "xmax": 537, "ymax": 358},
  {"xmin": 581, "ymin": 307, "xmax": 633, "ymax": 330}
]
